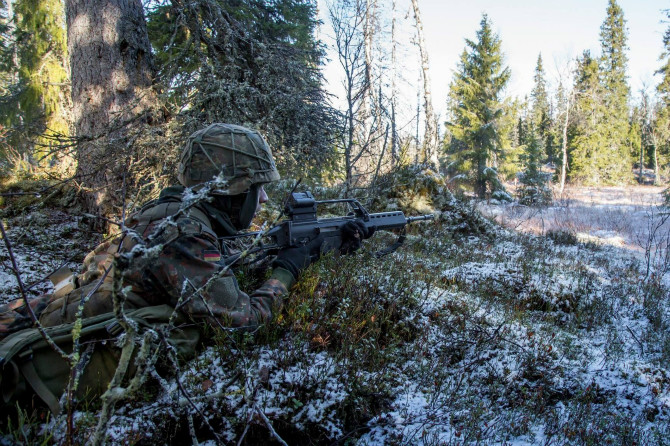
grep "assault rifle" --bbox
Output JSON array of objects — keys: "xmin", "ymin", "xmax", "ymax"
[{"xmin": 221, "ymin": 191, "xmax": 434, "ymax": 263}]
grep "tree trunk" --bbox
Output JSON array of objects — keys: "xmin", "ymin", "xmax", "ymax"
[
  {"xmin": 363, "ymin": 0, "xmax": 374, "ymax": 120},
  {"xmin": 410, "ymin": 0, "xmax": 438, "ymax": 168},
  {"xmin": 6, "ymin": 0, "xmax": 18, "ymax": 85},
  {"xmin": 66, "ymin": 0, "xmax": 156, "ymax": 218},
  {"xmin": 560, "ymin": 92, "xmax": 572, "ymax": 196},
  {"xmin": 415, "ymin": 84, "xmax": 420, "ymax": 164},
  {"xmin": 638, "ymin": 142, "xmax": 644, "ymax": 184},
  {"xmin": 476, "ymin": 156, "xmax": 486, "ymax": 198},
  {"xmin": 390, "ymin": 0, "xmax": 398, "ymax": 164},
  {"xmin": 652, "ymin": 134, "xmax": 660, "ymax": 185}
]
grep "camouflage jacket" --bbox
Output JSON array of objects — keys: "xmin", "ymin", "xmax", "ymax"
[{"xmin": 0, "ymin": 187, "xmax": 295, "ymax": 336}]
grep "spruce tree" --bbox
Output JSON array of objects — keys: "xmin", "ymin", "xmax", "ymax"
[
  {"xmin": 530, "ymin": 53, "xmax": 552, "ymax": 162},
  {"xmin": 446, "ymin": 14, "xmax": 512, "ymax": 200},
  {"xmin": 0, "ymin": 0, "xmax": 12, "ymax": 83},
  {"xmin": 657, "ymin": 9, "xmax": 670, "ymax": 102},
  {"xmin": 655, "ymin": 9, "xmax": 670, "ymax": 191},
  {"xmin": 518, "ymin": 121, "xmax": 551, "ymax": 205},
  {"xmin": 569, "ymin": 51, "xmax": 608, "ymax": 184},
  {"xmin": 598, "ymin": 0, "xmax": 632, "ymax": 183},
  {"xmin": 568, "ymin": 0, "xmax": 632, "ymax": 185},
  {"xmin": 146, "ymin": 0, "xmax": 335, "ymax": 170}
]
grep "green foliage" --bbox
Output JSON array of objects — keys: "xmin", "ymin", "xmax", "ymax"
[
  {"xmin": 0, "ymin": 0, "xmax": 69, "ymax": 171},
  {"xmin": 517, "ymin": 123, "xmax": 552, "ymax": 206},
  {"xmin": 546, "ymin": 229, "xmax": 579, "ymax": 246},
  {"xmin": 566, "ymin": 1, "xmax": 634, "ymax": 186},
  {"xmin": 496, "ymin": 97, "xmax": 525, "ymax": 180},
  {"xmin": 531, "ymin": 54, "xmax": 552, "ymax": 161},
  {"xmin": 146, "ymin": 0, "xmax": 337, "ymax": 175},
  {"xmin": 515, "ymin": 56, "xmax": 553, "ymax": 205},
  {"xmin": 0, "ymin": 403, "xmax": 53, "ymax": 445},
  {"xmin": 655, "ymin": 10, "xmax": 670, "ymax": 187},
  {"xmin": 569, "ymin": 50, "xmax": 630, "ymax": 185},
  {"xmin": 0, "ymin": 0, "xmax": 12, "ymax": 76},
  {"xmin": 658, "ymin": 9, "xmax": 670, "ymax": 104},
  {"xmin": 600, "ymin": 0, "xmax": 629, "ymax": 107},
  {"xmin": 446, "ymin": 14, "xmax": 512, "ymax": 198}
]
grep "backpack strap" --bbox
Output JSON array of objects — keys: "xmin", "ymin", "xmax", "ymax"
[
  {"xmin": 17, "ymin": 349, "xmax": 61, "ymax": 414},
  {"xmin": 0, "ymin": 305, "xmax": 190, "ymax": 414}
]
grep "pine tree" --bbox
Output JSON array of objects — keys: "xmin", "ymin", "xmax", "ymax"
[{"xmin": 446, "ymin": 14, "xmax": 512, "ymax": 200}]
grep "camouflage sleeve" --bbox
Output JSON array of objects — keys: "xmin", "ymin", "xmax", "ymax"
[
  {"xmin": 0, "ymin": 293, "xmax": 53, "ymax": 338},
  {"xmin": 145, "ymin": 233, "xmax": 295, "ymax": 328}
]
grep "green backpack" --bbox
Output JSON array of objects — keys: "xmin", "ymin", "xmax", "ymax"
[{"xmin": 0, "ymin": 305, "xmax": 201, "ymax": 415}]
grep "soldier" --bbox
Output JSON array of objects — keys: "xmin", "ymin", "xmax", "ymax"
[{"xmin": 0, "ymin": 123, "xmax": 372, "ymax": 413}]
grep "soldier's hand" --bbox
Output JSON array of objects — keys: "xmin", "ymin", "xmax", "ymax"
[
  {"xmin": 273, "ymin": 236, "xmax": 324, "ymax": 279},
  {"xmin": 340, "ymin": 219, "xmax": 375, "ymax": 255}
]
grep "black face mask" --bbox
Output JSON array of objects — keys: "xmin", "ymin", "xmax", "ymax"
[{"xmin": 207, "ymin": 184, "xmax": 260, "ymax": 232}]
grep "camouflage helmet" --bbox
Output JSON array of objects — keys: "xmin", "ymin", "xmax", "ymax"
[{"xmin": 178, "ymin": 123, "xmax": 280, "ymax": 194}]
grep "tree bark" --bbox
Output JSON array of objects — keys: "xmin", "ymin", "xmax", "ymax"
[
  {"xmin": 66, "ymin": 0, "xmax": 156, "ymax": 218},
  {"xmin": 390, "ymin": 0, "xmax": 398, "ymax": 164},
  {"xmin": 652, "ymin": 137, "xmax": 660, "ymax": 185},
  {"xmin": 639, "ymin": 141, "xmax": 644, "ymax": 184},
  {"xmin": 560, "ymin": 91, "xmax": 572, "ymax": 196},
  {"xmin": 410, "ymin": 0, "xmax": 438, "ymax": 168},
  {"xmin": 363, "ymin": 0, "xmax": 374, "ymax": 120},
  {"xmin": 6, "ymin": 0, "xmax": 18, "ymax": 85}
]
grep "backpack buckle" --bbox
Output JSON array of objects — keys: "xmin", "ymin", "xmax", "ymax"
[{"xmin": 105, "ymin": 321, "xmax": 124, "ymax": 336}]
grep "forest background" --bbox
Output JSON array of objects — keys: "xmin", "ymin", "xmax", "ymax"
[{"xmin": 1, "ymin": 0, "xmax": 670, "ymax": 207}]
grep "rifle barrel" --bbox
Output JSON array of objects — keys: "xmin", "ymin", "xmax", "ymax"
[{"xmin": 407, "ymin": 214, "xmax": 434, "ymax": 224}]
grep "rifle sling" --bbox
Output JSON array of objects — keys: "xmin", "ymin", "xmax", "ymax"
[{"xmin": 375, "ymin": 229, "xmax": 406, "ymax": 258}]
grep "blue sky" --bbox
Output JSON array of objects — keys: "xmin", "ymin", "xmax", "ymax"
[{"xmin": 318, "ymin": 0, "xmax": 668, "ymax": 117}]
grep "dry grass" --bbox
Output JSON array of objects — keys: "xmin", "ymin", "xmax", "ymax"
[{"xmin": 478, "ymin": 185, "xmax": 669, "ymax": 254}]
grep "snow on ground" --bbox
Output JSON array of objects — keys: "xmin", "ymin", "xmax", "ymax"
[
  {"xmin": 2, "ymin": 186, "xmax": 669, "ymax": 444},
  {"xmin": 0, "ymin": 210, "xmax": 92, "ymax": 303},
  {"xmin": 479, "ymin": 185, "xmax": 670, "ymax": 284},
  {"xmin": 478, "ymin": 185, "xmax": 667, "ymax": 248}
]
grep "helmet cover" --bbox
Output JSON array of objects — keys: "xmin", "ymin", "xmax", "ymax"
[{"xmin": 178, "ymin": 123, "xmax": 280, "ymax": 194}]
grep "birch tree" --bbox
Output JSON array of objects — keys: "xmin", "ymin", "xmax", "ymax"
[
  {"xmin": 554, "ymin": 60, "xmax": 576, "ymax": 196},
  {"xmin": 410, "ymin": 0, "xmax": 439, "ymax": 168},
  {"xmin": 640, "ymin": 89, "xmax": 661, "ymax": 185},
  {"xmin": 390, "ymin": 0, "xmax": 399, "ymax": 163},
  {"xmin": 329, "ymin": 0, "xmax": 373, "ymax": 190}
]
